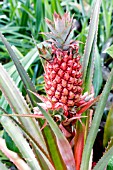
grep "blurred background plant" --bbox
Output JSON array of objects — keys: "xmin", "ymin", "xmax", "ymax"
[{"xmin": 0, "ymin": 0, "xmax": 113, "ymax": 169}]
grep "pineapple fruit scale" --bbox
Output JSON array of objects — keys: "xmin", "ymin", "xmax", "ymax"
[{"xmin": 38, "ymin": 12, "xmax": 87, "ymax": 117}]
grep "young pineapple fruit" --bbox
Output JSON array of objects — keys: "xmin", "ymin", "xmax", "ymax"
[{"xmin": 39, "ymin": 12, "xmax": 84, "ymax": 117}]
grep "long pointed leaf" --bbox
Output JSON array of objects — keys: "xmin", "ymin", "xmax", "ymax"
[
  {"xmin": 80, "ymin": 67, "xmax": 113, "ymax": 170},
  {"xmin": 0, "ymin": 110, "xmax": 55, "ymax": 170},
  {"xmin": 82, "ymin": 0, "xmax": 102, "ymax": 81},
  {"xmin": 34, "ymin": 0, "xmax": 42, "ymax": 33},
  {"xmin": 93, "ymin": 146, "xmax": 113, "ymax": 170},
  {"xmin": 83, "ymin": 36, "xmax": 97, "ymax": 92},
  {"xmin": 93, "ymin": 45, "xmax": 103, "ymax": 96},
  {"xmin": 0, "ymin": 137, "xmax": 31, "ymax": 170},
  {"xmin": 0, "ymin": 31, "xmax": 41, "ymax": 105},
  {"xmin": 1, "ymin": 117, "xmax": 41, "ymax": 170},
  {"xmin": 42, "ymin": 126, "xmax": 67, "ymax": 170},
  {"xmin": 0, "ymin": 63, "xmax": 47, "ymax": 153},
  {"xmin": 0, "ymin": 46, "xmax": 40, "ymax": 116},
  {"xmin": 103, "ymin": 104, "xmax": 113, "ymax": 147},
  {"xmin": 20, "ymin": 0, "xmax": 30, "ymax": 28},
  {"xmin": 36, "ymin": 103, "xmax": 75, "ymax": 170}
]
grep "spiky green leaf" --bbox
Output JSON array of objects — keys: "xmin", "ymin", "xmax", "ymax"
[
  {"xmin": 81, "ymin": 67, "xmax": 113, "ymax": 170},
  {"xmin": 1, "ymin": 117, "xmax": 41, "ymax": 170},
  {"xmin": 93, "ymin": 146, "xmax": 113, "ymax": 170},
  {"xmin": 82, "ymin": 0, "xmax": 102, "ymax": 81},
  {"xmin": 35, "ymin": 103, "xmax": 75, "ymax": 170},
  {"xmin": 0, "ymin": 63, "xmax": 47, "ymax": 154},
  {"xmin": 0, "ymin": 32, "xmax": 41, "ymax": 105}
]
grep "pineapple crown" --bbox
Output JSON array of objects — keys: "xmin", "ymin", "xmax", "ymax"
[{"xmin": 43, "ymin": 12, "xmax": 76, "ymax": 50}]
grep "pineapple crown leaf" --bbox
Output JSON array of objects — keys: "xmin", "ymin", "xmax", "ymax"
[
  {"xmin": 41, "ymin": 32, "xmax": 64, "ymax": 45},
  {"xmin": 44, "ymin": 12, "xmax": 76, "ymax": 49}
]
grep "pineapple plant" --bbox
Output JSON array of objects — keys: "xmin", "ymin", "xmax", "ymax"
[
  {"xmin": 38, "ymin": 12, "xmax": 92, "ymax": 118},
  {"xmin": 2, "ymin": 1, "xmax": 113, "ymax": 169}
]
